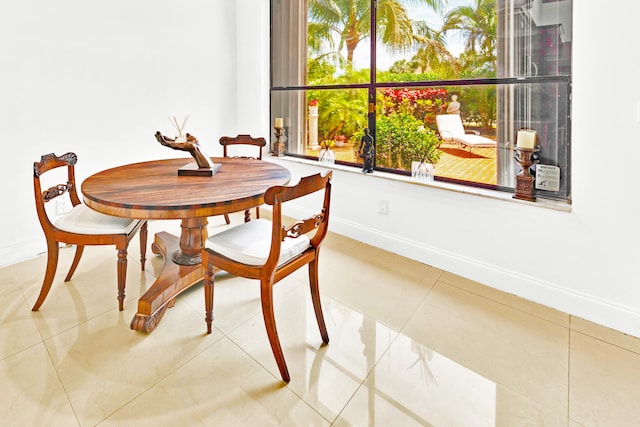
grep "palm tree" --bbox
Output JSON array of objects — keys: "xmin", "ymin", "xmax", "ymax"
[
  {"xmin": 318, "ymin": 95, "xmax": 366, "ymax": 139},
  {"xmin": 308, "ymin": 0, "xmax": 446, "ymax": 65},
  {"xmin": 442, "ymin": 0, "xmax": 497, "ymax": 71},
  {"xmin": 410, "ymin": 20, "xmax": 461, "ymax": 77}
]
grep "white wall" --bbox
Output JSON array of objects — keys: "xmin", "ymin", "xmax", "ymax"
[
  {"xmin": 2, "ymin": 1, "xmax": 639, "ymax": 337},
  {"xmin": 1, "ymin": 0, "xmax": 238, "ymax": 261}
]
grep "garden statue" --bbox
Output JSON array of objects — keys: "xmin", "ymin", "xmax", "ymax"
[
  {"xmin": 359, "ymin": 128, "xmax": 375, "ymax": 173},
  {"xmin": 446, "ymin": 95, "xmax": 461, "ymax": 115}
]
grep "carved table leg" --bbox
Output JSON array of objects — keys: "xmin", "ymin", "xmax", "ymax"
[
  {"xmin": 131, "ymin": 217, "xmax": 209, "ymax": 333},
  {"xmin": 171, "ymin": 217, "xmax": 208, "ymax": 265}
]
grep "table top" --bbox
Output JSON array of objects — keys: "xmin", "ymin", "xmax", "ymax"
[{"xmin": 81, "ymin": 157, "xmax": 291, "ymax": 219}]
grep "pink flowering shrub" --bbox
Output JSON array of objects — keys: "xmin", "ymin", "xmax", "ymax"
[{"xmin": 381, "ymin": 88, "xmax": 448, "ymax": 126}]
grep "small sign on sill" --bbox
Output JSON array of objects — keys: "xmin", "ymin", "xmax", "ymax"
[{"xmin": 535, "ymin": 164, "xmax": 560, "ymax": 191}]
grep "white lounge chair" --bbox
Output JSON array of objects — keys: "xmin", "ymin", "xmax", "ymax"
[{"xmin": 436, "ymin": 114, "xmax": 496, "ymax": 150}]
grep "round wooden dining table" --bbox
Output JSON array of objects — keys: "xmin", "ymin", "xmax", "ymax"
[{"xmin": 81, "ymin": 157, "xmax": 291, "ymax": 332}]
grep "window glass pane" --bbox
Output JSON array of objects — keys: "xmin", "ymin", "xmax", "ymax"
[
  {"xmin": 272, "ymin": 0, "xmax": 306, "ymax": 88},
  {"xmin": 374, "ymin": 80, "xmax": 570, "ymax": 199},
  {"xmin": 272, "ymin": 0, "xmax": 372, "ymax": 87},
  {"xmin": 498, "ymin": 80, "xmax": 571, "ymax": 199},
  {"xmin": 375, "ymin": 0, "xmax": 571, "ymax": 82},
  {"xmin": 307, "ymin": 1, "xmax": 371, "ymax": 85},
  {"xmin": 497, "ymin": 0, "xmax": 572, "ymax": 78},
  {"xmin": 376, "ymin": 0, "xmax": 496, "ymax": 82},
  {"xmin": 272, "ymin": 88, "xmax": 368, "ymax": 162},
  {"xmin": 375, "ymin": 85, "xmax": 497, "ymax": 182}
]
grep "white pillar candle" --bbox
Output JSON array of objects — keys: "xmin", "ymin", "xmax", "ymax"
[
  {"xmin": 309, "ymin": 113, "xmax": 319, "ymax": 148},
  {"xmin": 275, "ymin": 117, "xmax": 284, "ymax": 128},
  {"xmin": 517, "ymin": 129, "xmax": 536, "ymax": 149}
]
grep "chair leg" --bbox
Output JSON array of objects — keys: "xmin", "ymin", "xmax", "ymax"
[
  {"xmin": 223, "ymin": 214, "xmax": 231, "ymax": 225},
  {"xmin": 139, "ymin": 221, "xmax": 148, "ymax": 271},
  {"xmin": 309, "ymin": 257, "xmax": 329, "ymax": 344},
  {"xmin": 32, "ymin": 239, "xmax": 60, "ymax": 311},
  {"xmin": 65, "ymin": 245, "xmax": 85, "ymax": 282},
  {"xmin": 255, "ymin": 207, "xmax": 260, "ymax": 219},
  {"xmin": 204, "ymin": 264, "xmax": 215, "ymax": 334},
  {"xmin": 261, "ymin": 280, "xmax": 290, "ymax": 382},
  {"xmin": 116, "ymin": 247, "xmax": 128, "ymax": 311}
]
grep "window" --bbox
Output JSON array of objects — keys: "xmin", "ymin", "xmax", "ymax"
[{"xmin": 271, "ymin": 0, "xmax": 572, "ymax": 202}]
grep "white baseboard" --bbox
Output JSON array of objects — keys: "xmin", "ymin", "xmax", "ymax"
[
  {"xmin": 282, "ymin": 203, "xmax": 640, "ymax": 339},
  {"xmin": 0, "ymin": 240, "xmax": 45, "ymax": 269}
]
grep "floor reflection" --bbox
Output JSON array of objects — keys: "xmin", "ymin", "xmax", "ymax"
[{"xmin": 2, "ymin": 218, "xmax": 640, "ymax": 426}]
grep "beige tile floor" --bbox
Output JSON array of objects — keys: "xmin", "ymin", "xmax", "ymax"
[{"xmin": 2, "ymin": 214, "xmax": 640, "ymax": 426}]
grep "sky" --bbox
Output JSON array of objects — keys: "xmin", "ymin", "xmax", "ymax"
[{"xmin": 352, "ymin": 0, "xmax": 470, "ymax": 71}]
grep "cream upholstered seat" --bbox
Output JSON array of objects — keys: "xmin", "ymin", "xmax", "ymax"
[
  {"xmin": 436, "ymin": 114, "xmax": 496, "ymax": 150},
  {"xmin": 32, "ymin": 152, "xmax": 147, "ymax": 312},
  {"xmin": 201, "ymin": 171, "xmax": 332, "ymax": 382},
  {"xmin": 205, "ymin": 219, "xmax": 310, "ymax": 266},
  {"xmin": 55, "ymin": 204, "xmax": 140, "ymax": 235}
]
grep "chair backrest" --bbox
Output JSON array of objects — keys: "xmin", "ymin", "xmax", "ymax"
[
  {"xmin": 219, "ymin": 134, "xmax": 267, "ymax": 160},
  {"xmin": 33, "ymin": 152, "xmax": 81, "ymax": 233},
  {"xmin": 436, "ymin": 114, "xmax": 466, "ymax": 137},
  {"xmin": 263, "ymin": 171, "xmax": 332, "ymax": 270}
]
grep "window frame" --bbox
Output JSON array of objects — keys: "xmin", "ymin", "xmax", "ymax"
[{"xmin": 270, "ymin": 0, "xmax": 572, "ymax": 203}]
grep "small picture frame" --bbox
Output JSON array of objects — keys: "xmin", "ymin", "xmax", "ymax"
[{"xmin": 535, "ymin": 164, "xmax": 560, "ymax": 191}]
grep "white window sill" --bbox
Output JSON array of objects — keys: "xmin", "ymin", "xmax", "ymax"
[{"xmin": 266, "ymin": 155, "xmax": 572, "ymax": 213}]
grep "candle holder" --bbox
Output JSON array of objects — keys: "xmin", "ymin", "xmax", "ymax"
[
  {"xmin": 513, "ymin": 146, "xmax": 540, "ymax": 201},
  {"xmin": 273, "ymin": 126, "xmax": 286, "ymax": 157}
]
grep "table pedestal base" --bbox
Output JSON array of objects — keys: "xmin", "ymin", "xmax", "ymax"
[{"xmin": 130, "ymin": 231, "xmax": 204, "ymax": 333}]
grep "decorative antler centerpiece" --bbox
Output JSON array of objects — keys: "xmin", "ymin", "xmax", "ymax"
[
  {"xmin": 171, "ymin": 115, "xmax": 189, "ymax": 142},
  {"xmin": 155, "ymin": 115, "xmax": 220, "ymax": 176}
]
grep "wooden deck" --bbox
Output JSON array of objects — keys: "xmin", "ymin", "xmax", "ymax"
[
  {"xmin": 433, "ymin": 143, "xmax": 496, "ymax": 185},
  {"xmin": 307, "ymin": 142, "xmax": 497, "ymax": 185}
]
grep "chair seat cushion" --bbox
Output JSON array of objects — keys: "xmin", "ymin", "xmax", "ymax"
[
  {"xmin": 206, "ymin": 218, "xmax": 310, "ymax": 266},
  {"xmin": 55, "ymin": 204, "xmax": 140, "ymax": 235}
]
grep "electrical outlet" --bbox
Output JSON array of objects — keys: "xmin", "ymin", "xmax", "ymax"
[{"xmin": 377, "ymin": 199, "xmax": 388, "ymax": 215}]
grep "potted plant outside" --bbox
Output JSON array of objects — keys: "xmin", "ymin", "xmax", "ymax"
[{"xmin": 410, "ymin": 125, "xmax": 441, "ymax": 181}]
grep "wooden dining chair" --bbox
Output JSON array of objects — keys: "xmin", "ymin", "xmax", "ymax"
[
  {"xmin": 219, "ymin": 134, "xmax": 267, "ymax": 224},
  {"xmin": 32, "ymin": 152, "xmax": 148, "ymax": 312},
  {"xmin": 202, "ymin": 171, "xmax": 332, "ymax": 382}
]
